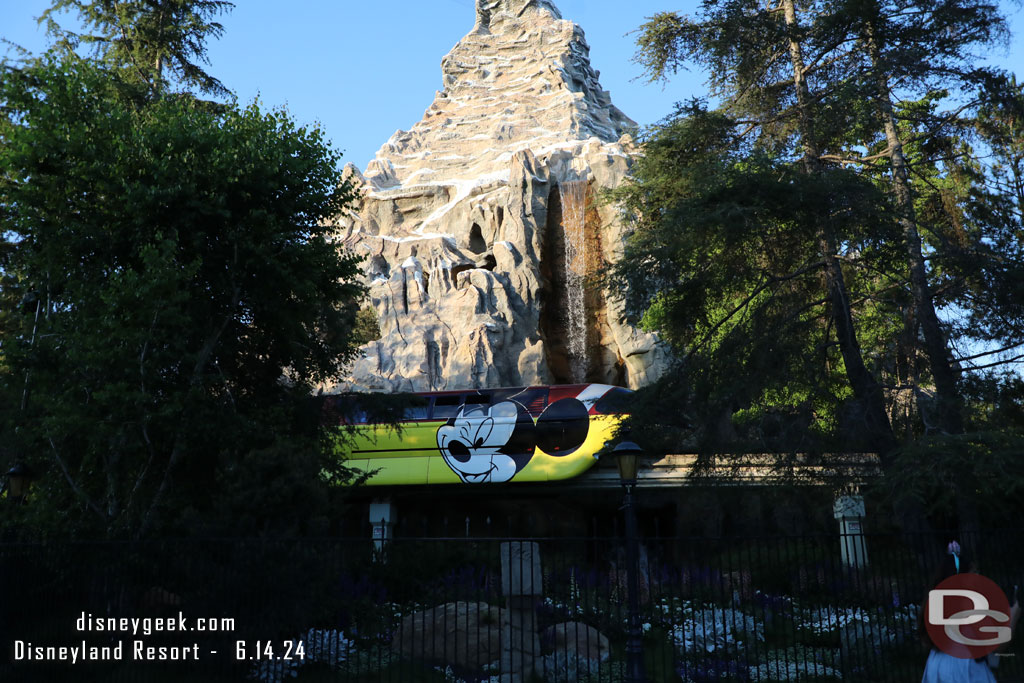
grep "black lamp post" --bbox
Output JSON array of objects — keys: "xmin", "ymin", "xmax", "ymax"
[
  {"xmin": 4, "ymin": 463, "xmax": 33, "ymax": 504},
  {"xmin": 613, "ymin": 441, "xmax": 646, "ymax": 683}
]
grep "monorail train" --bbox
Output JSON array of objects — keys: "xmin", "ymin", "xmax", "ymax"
[{"xmin": 325, "ymin": 384, "xmax": 633, "ymax": 486}]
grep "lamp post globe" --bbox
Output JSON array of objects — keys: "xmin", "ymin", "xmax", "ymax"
[
  {"xmin": 613, "ymin": 440, "xmax": 642, "ymax": 485},
  {"xmin": 5, "ymin": 463, "xmax": 33, "ymax": 503}
]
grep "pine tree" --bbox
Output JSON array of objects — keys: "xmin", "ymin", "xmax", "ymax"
[
  {"xmin": 41, "ymin": 0, "xmax": 233, "ymax": 96},
  {"xmin": 620, "ymin": 0, "xmax": 1023, "ymax": 526}
]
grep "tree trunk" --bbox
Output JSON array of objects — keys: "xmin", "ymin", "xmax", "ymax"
[
  {"xmin": 862, "ymin": 24, "xmax": 964, "ymax": 438},
  {"xmin": 137, "ymin": 286, "xmax": 240, "ymax": 539},
  {"xmin": 862, "ymin": 17, "xmax": 974, "ymax": 537},
  {"xmin": 781, "ymin": 0, "xmax": 897, "ymax": 457}
]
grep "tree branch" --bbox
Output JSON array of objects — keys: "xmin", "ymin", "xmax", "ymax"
[
  {"xmin": 688, "ymin": 261, "xmax": 825, "ymax": 358},
  {"xmin": 959, "ymin": 354, "xmax": 1024, "ymax": 371},
  {"xmin": 955, "ymin": 341, "xmax": 1024, "ymax": 363},
  {"xmin": 49, "ymin": 437, "xmax": 107, "ymax": 523},
  {"xmin": 137, "ymin": 283, "xmax": 240, "ymax": 538}
]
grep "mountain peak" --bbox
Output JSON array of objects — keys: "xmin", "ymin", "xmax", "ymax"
[
  {"xmin": 473, "ymin": 0, "xmax": 562, "ymax": 35},
  {"xmin": 364, "ymin": 0, "xmax": 635, "ymax": 187},
  {"xmin": 336, "ymin": 1, "xmax": 666, "ymax": 395}
]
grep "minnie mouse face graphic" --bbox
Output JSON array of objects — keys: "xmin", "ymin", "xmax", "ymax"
[{"xmin": 435, "ymin": 392, "xmax": 591, "ymax": 484}]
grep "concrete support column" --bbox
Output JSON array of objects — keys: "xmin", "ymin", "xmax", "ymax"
[
  {"xmin": 369, "ymin": 498, "xmax": 393, "ymax": 561},
  {"xmin": 500, "ymin": 541, "xmax": 542, "ymax": 683},
  {"xmin": 833, "ymin": 492, "xmax": 868, "ymax": 568}
]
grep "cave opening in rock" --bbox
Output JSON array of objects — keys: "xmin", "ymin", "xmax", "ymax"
[
  {"xmin": 469, "ymin": 223, "xmax": 487, "ymax": 254},
  {"xmin": 450, "ymin": 263, "xmax": 473, "ymax": 288},
  {"xmin": 369, "ymin": 254, "xmax": 389, "ymax": 280}
]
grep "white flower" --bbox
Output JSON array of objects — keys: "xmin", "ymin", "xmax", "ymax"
[
  {"xmin": 749, "ymin": 659, "xmax": 841, "ymax": 680},
  {"xmin": 671, "ymin": 605, "xmax": 764, "ymax": 654},
  {"xmin": 799, "ymin": 607, "xmax": 869, "ymax": 635},
  {"xmin": 249, "ymin": 656, "xmax": 300, "ymax": 683},
  {"xmin": 540, "ymin": 650, "xmax": 604, "ymax": 682},
  {"xmin": 304, "ymin": 628, "xmax": 354, "ymax": 668}
]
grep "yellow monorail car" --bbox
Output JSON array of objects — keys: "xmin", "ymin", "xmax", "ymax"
[{"xmin": 325, "ymin": 384, "xmax": 632, "ymax": 486}]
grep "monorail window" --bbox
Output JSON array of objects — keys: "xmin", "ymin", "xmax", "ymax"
[
  {"xmin": 463, "ymin": 394, "xmax": 489, "ymax": 407},
  {"xmin": 323, "ymin": 396, "xmax": 368, "ymax": 424},
  {"xmin": 536, "ymin": 396, "xmax": 589, "ymax": 453},
  {"xmin": 489, "ymin": 388, "xmax": 517, "ymax": 404},
  {"xmin": 594, "ymin": 387, "xmax": 633, "ymax": 415},
  {"xmin": 510, "ymin": 387, "xmax": 548, "ymax": 417},
  {"xmin": 401, "ymin": 397, "xmax": 430, "ymax": 421},
  {"xmin": 432, "ymin": 395, "xmax": 463, "ymax": 419}
]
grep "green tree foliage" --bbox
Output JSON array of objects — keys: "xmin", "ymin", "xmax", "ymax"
[
  {"xmin": 0, "ymin": 56, "xmax": 365, "ymax": 538},
  {"xmin": 616, "ymin": 0, "xmax": 1024, "ymax": 524},
  {"xmin": 844, "ymin": 0, "xmax": 1011, "ymax": 438},
  {"xmin": 352, "ymin": 305, "xmax": 383, "ymax": 347},
  {"xmin": 964, "ymin": 78, "xmax": 1024, "ymax": 353},
  {"xmin": 611, "ymin": 104, "xmax": 898, "ymax": 455},
  {"xmin": 41, "ymin": 0, "xmax": 233, "ymax": 96}
]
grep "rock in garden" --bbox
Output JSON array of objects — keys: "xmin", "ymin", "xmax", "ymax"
[
  {"xmin": 392, "ymin": 601, "xmax": 504, "ymax": 670},
  {"xmin": 542, "ymin": 621, "xmax": 609, "ymax": 662}
]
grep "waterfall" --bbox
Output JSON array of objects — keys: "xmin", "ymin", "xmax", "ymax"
[{"xmin": 559, "ymin": 181, "xmax": 588, "ymax": 383}]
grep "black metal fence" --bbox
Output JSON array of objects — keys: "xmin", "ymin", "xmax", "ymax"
[{"xmin": 2, "ymin": 531, "xmax": 1022, "ymax": 682}]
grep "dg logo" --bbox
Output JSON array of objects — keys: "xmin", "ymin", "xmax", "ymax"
[{"xmin": 925, "ymin": 573, "xmax": 1012, "ymax": 659}]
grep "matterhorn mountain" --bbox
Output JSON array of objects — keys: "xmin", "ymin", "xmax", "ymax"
[{"xmin": 335, "ymin": 0, "xmax": 667, "ymax": 392}]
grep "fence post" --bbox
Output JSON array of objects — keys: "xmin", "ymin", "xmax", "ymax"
[
  {"xmin": 833, "ymin": 492, "xmax": 868, "ymax": 568},
  {"xmin": 500, "ymin": 541, "xmax": 542, "ymax": 683}
]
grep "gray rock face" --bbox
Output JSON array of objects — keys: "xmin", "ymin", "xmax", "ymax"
[
  {"xmin": 335, "ymin": 0, "xmax": 668, "ymax": 392},
  {"xmin": 543, "ymin": 621, "xmax": 611, "ymax": 663},
  {"xmin": 392, "ymin": 601, "xmax": 504, "ymax": 669}
]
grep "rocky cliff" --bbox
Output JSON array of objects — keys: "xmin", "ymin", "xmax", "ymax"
[{"xmin": 335, "ymin": 0, "xmax": 668, "ymax": 392}]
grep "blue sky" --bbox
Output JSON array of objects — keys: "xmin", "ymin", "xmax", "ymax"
[
  {"xmin": 2, "ymin": 0, "xmax": 1022, "ymax": 171},
  {"xmin": 1, "ymin": 1, "xmax": 692, "ymax": 169}
]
